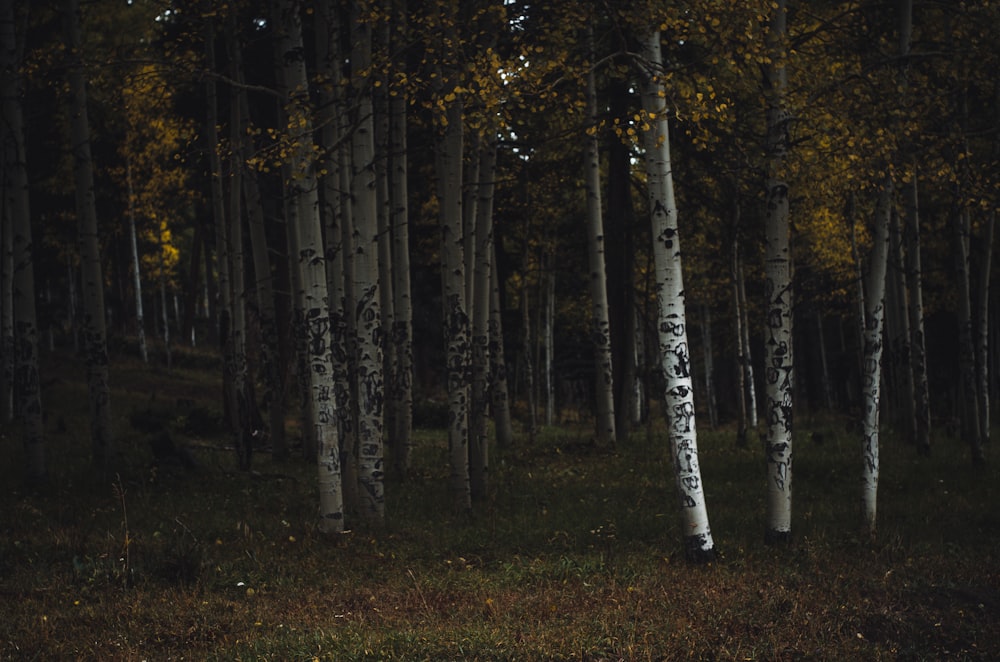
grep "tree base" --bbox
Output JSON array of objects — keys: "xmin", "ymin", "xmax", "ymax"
[
  {"xmin": 764, "ymin": 528, "xmax": 791, "ymax": 545},
  {"xmin": 683, "ymin": 535, "xmax": 716, "ymax": 564}
]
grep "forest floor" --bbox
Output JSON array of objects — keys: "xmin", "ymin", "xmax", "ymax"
[{"xmin": 2, "ymin": 346, "xmax": 1000, "ymax": 660}]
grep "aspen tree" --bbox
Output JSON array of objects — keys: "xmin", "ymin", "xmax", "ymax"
[
  {"xmin": 640, "ymin": 30, "xmax": 715, "ymax": 563},
  {"xmin": 65, "ymin": 0, "xmax": 113, "ymax": 470}
]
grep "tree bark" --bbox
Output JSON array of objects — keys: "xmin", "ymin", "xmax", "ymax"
[
  {"xmin": 388, "ymin": 0, "xmax": 414, "ymax": 476},
  {"xmin": 584, "ymin": 31, "xmax": 616, "ymax": 447},
  {"xmin": 763, "ymin": 0, "xmax": 794, "ymax": 544},
  {"xmin": 903, "ymin": 172, "xmax": 931, "ymax": 453},
  {"xmin": 66, "ymin": 0, "xmax": 113, "ymax": 471},
  {"xmin": 489, "ymin": 243, "xmax": 514, "ymax": 448},
  {"xmin": 125, "ymin": 158, "xmax": 147, "ymax": 363},
  {"xmin": 350, "ymin": 6, "xmax": 386, "ymax": 524},
  {"xmin": 641, "ymin": 31, "xmax": 715, "ymax": 563},
  {"xmin": 470, "ymin": 138, "xmax": 497, "ymax": 500},
  {"xmin": 275, "ymin": 0, "xmax": 345, "ymax": 532},
  {"xmin": 432, "ymin": 4, "xmax": 471, "ymax": 513},
  {"xmin": 861, "ymin": 178, "xmax": 892, "ymax": 538}
]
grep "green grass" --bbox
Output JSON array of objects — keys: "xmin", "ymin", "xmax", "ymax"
[{"xmin": 2, "ymin": 348, "xmax": 999, "ymax": 660}]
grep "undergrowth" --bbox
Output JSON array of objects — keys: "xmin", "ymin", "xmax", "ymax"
[{"xmin": 1, "ymin": 349, "xmax": 998, "ymax": 660}]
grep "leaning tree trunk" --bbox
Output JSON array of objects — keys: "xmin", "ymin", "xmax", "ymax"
[
  {"xmin": 275, "ymin": 0, "xmax": 345, "ymax": 532},
  {"xmin": 350, "ymin": 8, "xmax": 385, "ymax": 524},
  {"xmin": 66, "ymin": 0, "xmax": 113, "ymax": 470},
  {"xmin": 861, "ymin": 178, "xmax": 892, "ymax": 539},
  {"xmin": 641, "ymin": 30, "xmax": 715, "ymax": 563},
  {"xmin": 762, "ymin": 0, "xmax": 794, "ymax": 544},
  {"xmin": 584, "ymin": 30, "xmax": 617, "ymax": 447},
  {"xmin": 2, "ymin": 0, "xmax": 44, "ymax": 480}
]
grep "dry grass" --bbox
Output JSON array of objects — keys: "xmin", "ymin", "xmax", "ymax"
[{"xmin": 1, "ymin": 349, "xmax": 998, "ymax": 660}]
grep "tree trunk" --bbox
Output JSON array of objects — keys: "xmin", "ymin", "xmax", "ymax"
[
  {"xmin": 861, "ymin": 178, "xmax": 892, "ymax": 538},
  {"xmin": 350, "ymin": 8, "xmax": 385, "ymax": 524},
  {"xmin": 2, "ymin": 0, "xmax": 44, "ymax": 480},
  {"xmin": 238, "ymin": 85, "xmax": 286, "ymax": 460},
  {"xmin": 976, "ymin": 214, "xmax": 994, "ymax": 450},
  {"xmin": 315, "ymin": 0, "xmax": 355, "ymax": 503},
  {"xmin": 388, "ymin": 0, "xmax": 414, "ymax": 475},
  {"xmin": 762, "ymin": 0, "xmax": 794, "ymax": 544},
  {"xmin": 737, "ymin": 250, "xmax": 757, "ymax": 429},
  {"xmin": 700, "ymin": 305, "xmax": 718, "ymax": 429},
  {"xmin": 275, "ymin": 0, "xmax": 345, "ymax": 532},
  {"xmin": 125, "ymin": 159, "xmax": 147, "ymax": 363},
  {"xmin": 543, "ymin": 264, "xmax": 554, "ymax": 427},
  {"xmin": 66, "ymin": 0, "xmax": 113, "ymax": 471},
  {"xmin": 954, "ymin": 205, "xmax": 983, "ymax": 463},
  {"xmin": 903, "ymin": 171, "xmax": 931, "ymax": 453},
  {"xmin": 731, "ymin": 216, "xmax": 749, "ymax": 447},
  {"xmin": 641, "ymin": 31, "xmax": 715, "ymax": 563},
  {"xmin": 470, "ymin": 138, "xmax": 497, "ymax": 501},
  {"xmin": 489, "ymin": 243, "xmax": 514, "ymax": 448},
  {"xmin": 227, "ymin": 32, "xmax": 251, "ymax": 468},
  {"xmin": 887, "ymin": 207, "xmax": 916, "ymax": 445},
  {"xmin": 432, "ymin": 7, "xmax": 471, "ymax": 513},
  {"xmin": 584, "ymin": 32, "xmax": 616, "ymax": 447}
]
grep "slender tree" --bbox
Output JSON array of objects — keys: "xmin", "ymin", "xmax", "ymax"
[
  {"xmin": 640, "ymin": 30, "xmax": 715, "ymax": 563},
  {"xmin": 350, "ymin": 2, "xmax": 386, "ymax": 523},
  {"xmin": 65, "ymin": 0, "xmax": 113, "ymax": 470},
  {"xmin": 861, "ymin": 178, "xmax": 892, "ymax": 538},
  {"xmin": 583, "ymin": 26, "xmax": 616, "ymax": 447},
  {"xmin": 762, "ymin": 0, "xmax": 794, "ymax": 544},
  {"xmin": 274, "ymin": 0, "xmax": 345, "ymax": 531}
]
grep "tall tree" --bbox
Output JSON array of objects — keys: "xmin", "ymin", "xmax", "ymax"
[
  {"xmin": 762, "ymin": 0, "xmax": 793, "ymax": 544},
  {"xmin": 350, "ymin": 1, "xmax": 386, "ymax": 524},
  {"xmin": 65, "ymin": 0, "xmax": 113, "ymax": 470},
  {"xmin": 273, "ymin": 0, "xmax": 345, "ymax": 532},
  {"xmin": 431, "ymin": 0, "xmax": 471, "ymax": 513},
  {"xmin": 2, "ymin": 0, "xmax": 43, "ymax": 481},
  {"xmin": 640, "ymin": 30, "xmax": 715, "ymax": 563},
  {"xmin": 388, "ymin": 0, "xmax": 414, "ymax": 476},
  {"xmin": 583, "ymin": 26, "xmax": 616, "ymax": 448},
  {"xmin": 860, "ymin": 178, "xmax": 892, "ymax": 538},
  {"xmin": 903, "ymin": 171, "xmax": 930, "ymax": 453}
]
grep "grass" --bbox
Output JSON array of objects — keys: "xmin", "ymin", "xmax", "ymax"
[{"xmin": 1, "ymin": 348, "xmax": 999, "ymax": 660}]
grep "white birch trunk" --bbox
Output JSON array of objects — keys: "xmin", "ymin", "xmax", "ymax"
[
  {"xmin": 275, "ymin": 0, "xmax": 345, "ymax": 532},
  {"xmin": 641, "ymin": 31, "xmax": 715, "ymax": 563},
  {"xmin": 66, "ymin": 0, "xmax": 113, "ymax": 469},
  {"xmin": 315, "ymin": 0, "xmax": 354, "ymax": 493},
  {"xmin": 388, "ymin": 0, "xmax": 414, "ymax": 474},
  {"xmin": 763, "ymin": 0, "xmax": 794, "ymax": 543},
  {"xmin": 350, "ymin": 10, "xmax": 385, "ymax": 524},
  {"xmin": 584, "ymin": 37, "xmax": 616, "ymax": 446},
  {"xmin": 861, "ymin": 178, "xmax": 892, "ymax": 538},
  {"xmin": 2, "ymin": 0, "xmax": 44, "ymax": 479},
  {"xmin": 125, "ymin": 159, "xmax": 147, "ymax": 363},
  {"xmin": 431, "ymin": 2, "xmax": 471, "ymax": 512}
]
